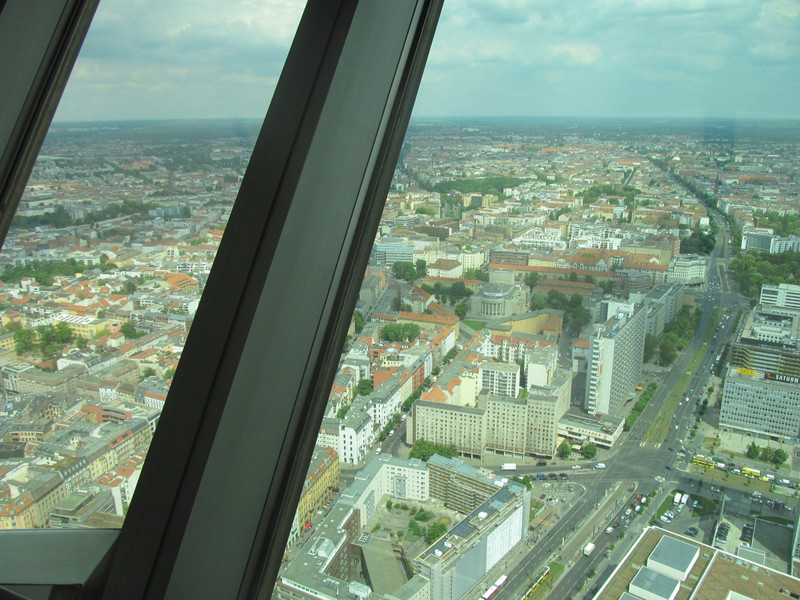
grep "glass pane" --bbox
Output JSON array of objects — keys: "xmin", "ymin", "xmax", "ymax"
[
  {"xmin": 276, "ymin": 1, "xmax": 799, "ymax": 599},
  {"xmin": 0, "ymin": 0, "xmax": 304, "ymax": 530}
]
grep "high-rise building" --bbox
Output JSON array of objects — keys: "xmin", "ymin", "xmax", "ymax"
[{"xmin": 585, "ymin": 306, "xmax": 646, "ymax": 415}]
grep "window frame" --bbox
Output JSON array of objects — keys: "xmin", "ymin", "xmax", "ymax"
[{"xmin": 0, "ymin": 0, "xmax": 443, "ymax": 598}]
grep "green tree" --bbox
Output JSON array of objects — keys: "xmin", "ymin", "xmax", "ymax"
[
  {"xmin": 141, "ymin": 367, "xmax": 157, "ymax": 381},
  {"xmin": 464, "ymin": 269, "xmax": 489, "ymax": 282},
  {"xmin": 53, "ymin": 321, "xmax": 74, "ymax": 344},
  {"xmin": 772, "ymin": 448, "xmax": 788, "ymax": 465},
  {"xmin": 13, "ymin": 329, "xmax": 36, "ymax": 355},
  {"xmin": 455, "ymin": 302, "xmax": 468, "ymax": 319},
  {"xmin": 425, "ymin": 522, "xmax": 447, "ymax": 544},
  {"xmin": 120, "ymin": 321, "xmax": 143, "ymax": 339},
  {"xmin": 658, "ymin": 337, "xmax": 677, "ymax": 365},
  {"xmin": 353, "ymin": 310, "xmax": 364, "ymax": 333},
  {"xmin": 557, "ymin": 440, "xmax": 572, "ymax": 459},
  {"xmin": 1, "ymin": 320, "xmax": 22, "ymax": 334},
  {"xmin": 391, "ymin": 294, "xmax": 402, "ymax": 312},
  {"xmin": 392, "ymin": 261, "xmax": 418, "ymax": 283},
  {"xmin": 524, "ymin": 272, "xmax": 541, "ymax": 291},
  {"xmin": 410, "ymin": 439, "xmax": 458, "ymax": 461},
  {"xmin": 415, "ymin": 259, "xmax": 427, "ymax": 279},
  {"xmin": 643, "ymin": 334, "xmax": 658, "ymax": 362},
  {"xmin": 355, "ymin": 379, "xmax": 373, "ymax": 396},
  {"xmin": 583, "ymin": 443, "xmax": 597, "ymax": 459},
  {"xmin": 746, "ymin": 441, "xmax": 760, "ymax": 459}
]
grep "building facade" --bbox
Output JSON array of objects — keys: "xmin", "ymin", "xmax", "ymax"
[
  {"xmin": 585, "ymin": 306, "xmax": 645, "ymax": 415},
  {"xmin": 720, "ymin": 366, "xmax": 800, "ymax": 438}
]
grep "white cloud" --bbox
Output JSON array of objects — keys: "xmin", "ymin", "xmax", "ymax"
[
  {"xmin": 54, "ymin": 0, "xmax": 800, "ymax": 120},
  {"xmin": 547, "ymin": 43, "xmax": 602, "ymax": 66}
]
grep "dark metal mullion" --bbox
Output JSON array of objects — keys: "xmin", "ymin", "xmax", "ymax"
[
  {"xmin": 100, "ymin": 2, "xmax": 356, "ymax": 599},
  {"xmin": 248, "ymin": 0, "xmax": 445, "ymax": 596},
  {"xmin": 0, "ymin": 0, "xmax": 100, "ymax": 250}
]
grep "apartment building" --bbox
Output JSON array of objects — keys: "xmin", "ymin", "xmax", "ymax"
[
  {"xmin": 478, "ymin": 362, "xmax": 520, "ymax": 397},
  {"xmin": 585, "ymin": 305, "xmax": 645, "ymax": 415}
]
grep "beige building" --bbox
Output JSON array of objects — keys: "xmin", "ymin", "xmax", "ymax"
[
  {"xmin": 411, "ymin": 370, "xmax": 572, "ymax": 459},
  {"xmin": 295, "ymin": 445, "xmax": 340, "ymax": 529}
]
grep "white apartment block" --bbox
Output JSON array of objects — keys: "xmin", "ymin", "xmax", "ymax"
[
  {"xmin": 667, "ymin": 254, "xmax": 707, "ymax": 285},
  {"xmin": 339, "ymin": 399, "xmax": 374, "ymax": 465},
  {"xmin": 478, "ymin": 362, "xmax": 520, "ymax": 397},
  {"xmin": 338, "ymin": 453, "xmax": 429, "ymax": 524},
  {"xmin": 585, "ymin": 306, "xmax": 645, "ymax": 415},
  {"xmin": 459, "ymin": 249, "xmax": 487, "ymax": 271}
]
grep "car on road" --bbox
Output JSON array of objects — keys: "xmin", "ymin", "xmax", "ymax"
[
  {"xmin": 606, "ymin": 526, "xmax": 614, "ymax": 534},
  {"xmin": 665, "ymin": 465, "xmax": 672, "ymax": 470}
]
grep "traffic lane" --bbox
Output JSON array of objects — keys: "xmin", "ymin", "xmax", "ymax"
[{"xmin": 498, "ymin": 487, "xmax": 609, "ymax": 599}]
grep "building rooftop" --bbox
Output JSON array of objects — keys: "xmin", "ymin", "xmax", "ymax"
[
  {"xmin": 648, "ymin": 535, "xmax": 699, "ymax": 576},
  {"xmin": 629, "ymin": 566, "xmax": 680, "ymax": 600},
  {"xmin": 416, "ymin": 485, "xmax": 520, "ymax": 569}
]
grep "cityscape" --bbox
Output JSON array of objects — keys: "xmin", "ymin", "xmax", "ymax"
[{"xmin": 0, "ymin": 116, "xmax": 799, "ymax": 600}]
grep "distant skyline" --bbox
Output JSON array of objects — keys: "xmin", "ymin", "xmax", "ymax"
[{"xmin": 54, "ymin": 0, "xmax": 800, "ymax": 122}]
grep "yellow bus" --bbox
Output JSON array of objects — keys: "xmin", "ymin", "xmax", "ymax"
[{"xmin": 692, "ymin": 455, "xmax": 715, "ymax": 469}]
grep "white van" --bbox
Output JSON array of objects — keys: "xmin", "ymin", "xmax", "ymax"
[{"xmin": 595, "ymin": 463, "xmax": 606, "ymax": 469}]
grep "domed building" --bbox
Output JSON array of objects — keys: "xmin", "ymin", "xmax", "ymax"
[{"xmin": 469, "ymin": 282, "xmax": 530, "ymax": 319}]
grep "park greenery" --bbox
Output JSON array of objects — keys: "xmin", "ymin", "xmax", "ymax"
[
  {"xmin": 746, "ymin": 441, "xmax": 788, "ymax": 466},
  {"xmin": 392, "ymin": 260, "xmax": 427, "ymax": 283},
  {"xmin": 624, "ymin": 382, "xmax": 658, "ymax": 431},
  {"xmin": 463, "ymin": 268, "xmax": 489, "ymax": 282},
  {"xmin": 409, "ymin": 439, "xmax": 458, "ymax": 461},
  {"xmin": 729, "ymin": 251, "xmax": 800, "ymax": 298},
  {"xmin": 679, "ymin": 228, "xmax": 716, "ymax": 255},
  {"xmin": 658, "ymin": 307, "xmax": 701, "ymax": 366},
  {"xmin": 578, "ymin": 183, "xmax": 640, "ymax": 212},
  {"xmin": 530, "ymin": 290, "xmax": 592, "ymax": 332},
  {"xmin": 11, "ymin": 200, "xmax": 157, "ymax": 230},
  {"xmin": 120, "ymin": 321, "xmax": 144, "ymax": 339},
  {"xmin": 380, "ymin": 323, "xmax": 421, "ymax": 342},
  {"xmin": 0, "ymin": 258, "xmax": 115, "ymax": 286},
  {"xmin": 454, "ymin": 302, "xmax": 468, "ymax": 319},
  {"xmin": 420, "ymin": 280, "xmax": 472, "ymax": 306},
  {"xmin": 432, "ymin": 176, "xmax": 528, "ymax": 199},
  {"xmin": 753, "ymin": 210, "xmax": 800, "ymax": 237},
  {"xmin": 14, "ymin": 323, "xmax": 84, "ymax": 362},
  {"xmin": 643, "ymin": 333, "xmax": 659, "ymax": 363}
]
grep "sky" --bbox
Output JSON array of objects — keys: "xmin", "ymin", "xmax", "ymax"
[{"xmin": 53, "ymin": 0, "xmax": 800, "ymax": 122}]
